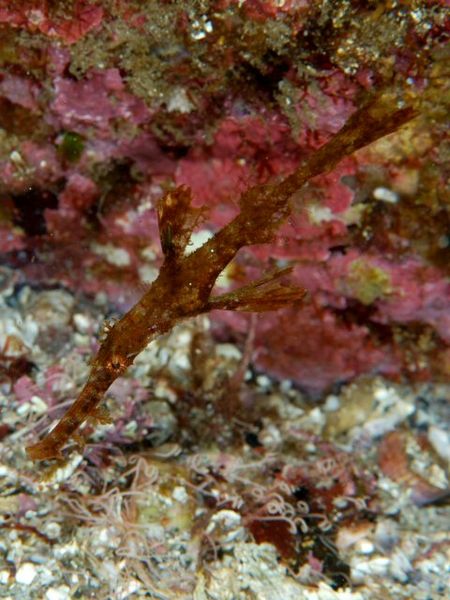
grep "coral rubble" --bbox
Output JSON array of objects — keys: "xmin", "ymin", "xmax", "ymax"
[
  {"xmin": 0, "ymin": 1, "xmax": 449, "ymax": 598},
  {"xmin": 0, "ymin": 0, "xmax": 448, "ymax": 390}
]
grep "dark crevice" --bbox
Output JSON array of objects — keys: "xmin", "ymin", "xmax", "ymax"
[{"xmin": 11, "ymin": 187, "xmax": 59, "ymax": 236}]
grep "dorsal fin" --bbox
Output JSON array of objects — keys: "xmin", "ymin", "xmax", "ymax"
[
  {"xmin": 208, "ymin": 267, "xmax": 307, "ymax": 312},
  {"xmin": 157, "ymin": 186, "xmax": 205, "ymax": 261}
]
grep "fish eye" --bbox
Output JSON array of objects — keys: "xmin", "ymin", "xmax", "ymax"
[{"xmin": 109, "ymin": 355, "xmax": 124, "ymax": 371}]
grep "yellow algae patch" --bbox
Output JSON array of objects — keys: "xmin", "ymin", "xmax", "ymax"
[{"xmin": 346, "ymin": 258, "xmax": 392, "ymax": 305}]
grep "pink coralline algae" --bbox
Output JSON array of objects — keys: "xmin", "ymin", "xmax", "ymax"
[
  {"xmin": 0, "ymin": 0, "xmax": 449, "ymax": 392},
  {"xmin": 0, "ymin": 73, "xmax": 40, "ymax": 111},
  {"xmin": 255, "ymin": 305, "xmax": 390, "ymax": 393},
  {"xmin": 13, "ymin": 365, "xmax": 68, "ymax": 409},
  {"xmin": 50, "ymin": 69, "xmax": 150, "ymax": 133},
  {"xmin": 176, "ymin": 113, "xmax": 303, "ymax": 212},
  {"xmin": 0, "ymin": 1, "xmax": 104, "ymax": 44}
]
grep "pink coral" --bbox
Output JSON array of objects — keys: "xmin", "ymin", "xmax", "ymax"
[
  {"xmin": 0, "ymin": 0, "xmax": 447, "ymax": 393},
  {"xmin": 176, "ymin": 112, "xmax": 303, "ymax": 210},
  {"xmin": 374, "ymin": 260, "xmax": 450, "ymax": 342},
  {"xmin": 253, "ymin": 305, "xmax": 393, "ymax": 391},
  {"xmin": 0, "ymin": 73, "xmax": 40, "ymax": 111},
  {"xmin": 0, "ymin": 225, "xmax": 24, "ymax": 253},
  {"xmin": 59, "ymin": 174, "xmax": 98, "ymax": 212},
  {"xmin": 0, "ymin": 1, "xmax": 103, "ymax": 44},
  {"xmin": 50, "ymin": 69, "xmax": 150, "ymax": 134}
]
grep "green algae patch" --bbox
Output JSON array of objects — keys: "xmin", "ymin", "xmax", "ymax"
[
  {"xmin": 347, "ymin": 258, "xmax": 392, "ymax": 305},
  {"xmin": 58, "ymin": 131, "xmax": 85, "ymax": 162}
]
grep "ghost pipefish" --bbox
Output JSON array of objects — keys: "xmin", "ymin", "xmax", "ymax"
[{"xmin": 26, "ymin": 92, "xmax": 415, "ymax": 461}]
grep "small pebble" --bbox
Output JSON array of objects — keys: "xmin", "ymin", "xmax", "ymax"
[
  {"xmin": 428, "ymin": 426, "xmax": 450, "ymax": 462},
  {"xmin": 172, "ymin": 486, "xmax": 189, "ymax": 504},
  {"xmin": 356, "ymin": 540, "xmax": 375, "ymax": 555},
  {"xmin": 373, "ymin": 186, "xmax": 399, "ymax": 203},
  {"xmin": 45, "ymin": 586, "xmax": 71, "ymax": 600},
  {"xmin": 73, "ymin": 313, "xmax": 91, "ymax": 334},
  {"xmin": 324, "ymin": 394, "xmax": 340, "ymax": 411},
  {"xmin": 352, "ymin": 556, "xmax": 390, "ymax": 581},
  {"xmin": 0, "ymin": 570, "xmax": 10, "ymax": 584},
  {"xmin": 15, "ymin": 562, "xmax": 37, "ymax": 585}
]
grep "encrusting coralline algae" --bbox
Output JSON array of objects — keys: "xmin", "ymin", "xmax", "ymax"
[{"xmin": 0, "ymin": 1, "xmax": 448, "ymax": 599}]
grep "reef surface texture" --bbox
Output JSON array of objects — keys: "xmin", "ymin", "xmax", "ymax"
[{"xmin": 0, "ymin": 1, "xmax": 449, "ymax": 599}]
